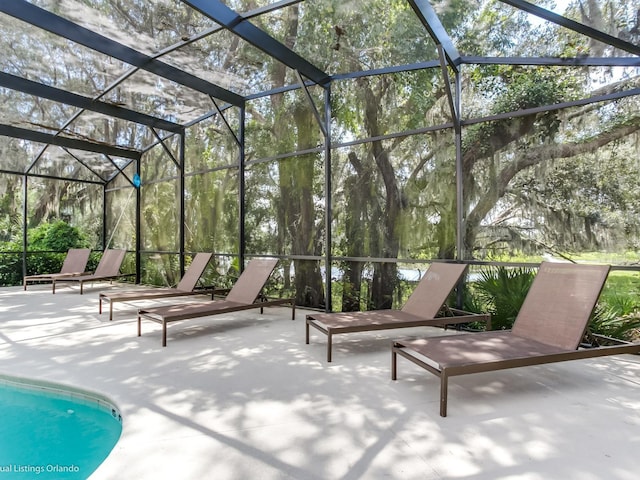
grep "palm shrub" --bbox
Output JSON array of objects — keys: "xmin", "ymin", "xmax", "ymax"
[
  {"xmin": 470, "ymin": 266, "xmax": 536, "ymax": 330},
  {"xmin": 590, "ymin": 294, "xmax": 640, "ymax": 342}
]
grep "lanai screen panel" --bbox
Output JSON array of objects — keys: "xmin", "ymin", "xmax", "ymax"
[
  {"xmin": 451, "ymin": 0, "xmax": 638, "ymax": 58},
  {"xmin": 105, "ymin": 166, "xmax": 137, "ymax": 251},
  {"xmin": 185, "ymin": 112, "xmax": 241, "ymax": 172},
  {"xmin": 0, "ymin": 10, "xmax": 129, "ymax": 97},
  {"xmin": 142, "ymin": 138, "xmax": 179, "ymax": 183},
  {"xmin": 245, "ymin": 86, "xmax": 326, "ymax": 160},
  {"xmin": 244, "ymin": 153, "xmax": 325, "ymax": 257},
  {"xmin": 35, "ymin": 0, "xmax": 217, "ymax": 55},
  {"xmin": 140, "ymin": 146, "xmax": 179, "ymax": 252},
  {"xmin": 331, "ymin": 70, "xmax": 450, "ymax": 144},
  {"xmin": 0, "ymin": 138, "xmax": 46, "ymax": 174},
  {"xmin": 140, "ymin": 253, "xmax": 181, "ymax": 287},
  {"xmin": 25, "ymin": 176, "xmax": 102, "ymax": 243},
  {"xmin": 0, "ymin": 173, "xmax": 24, "ymax": 287},
  {"xmin": 160, "ymin": 28, "xmax": 289, "ymax": 96},
  {"xmin": 463, "ymin": 90, "xmax": 640, "ymax": 263},
  {"xmin": 61, "ymin": 111, "xmax": 160, "ymax": 152},
  {"xmin": 257, "ymin": 0, "xmax": 440, "ymax": 74},
  {"xmin": 184, "ymin": 112, "xmax": 240, "ymax": 255},
  {"xmin": 0, "ymin": 91, "xmax": 80, "ymax": 136},
  {"xmin": 331, "ymin": 132, "xmax": 457, "ymax": 261},
  {"xmin": 113, "ymin": 69, "xmax": 216, "ymax": 126},
  {"xmin": 140, "ymin": 176, "xmax": 180, "ymax": 252},
  {"xmin": 184, "ymin": 169, "xmax": 239, "ymax": 254},
  {"xmin": 0, "ymin": 172, "xmax": 24, "ymax": 242},
  {"xmin": 29, "ymin": 147, "xmax": 105, "ymax": 182}
]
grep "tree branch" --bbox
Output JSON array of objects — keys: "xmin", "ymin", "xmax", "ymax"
[{"xmin": 466, "ymin": 118, "xmax": 640, "ymax": 242}]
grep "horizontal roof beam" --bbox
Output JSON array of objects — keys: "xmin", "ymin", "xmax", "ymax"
[
  {"xmin": 498, "ymin": 0, "xmax": 640, "ymax": 57},
  {"xmin": 462, "ymin": 56, "xmax": 640, "ymax": 67},
  {"xmin": 181, "ymin": 0, "xmax": 330, "ymax": 85},
  {"xmin": 0, "ymin": 72, "xmax": 184, "ymax": 134},
  {"xmin": 0, "ymin": 124, "xmax": 141, "ymax": 160},
  {"xmin": 1, "ymin": 1, "xmax": 245, "ymax": 107}
]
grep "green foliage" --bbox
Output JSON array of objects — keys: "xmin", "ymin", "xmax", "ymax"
[
  {"xmin": 28, "ymin": 220, "xmax": 89, "ymax": 252},
  {"xmin": 589, "ymin": 297, "xmax": 640, "ymax": 341},
  {"xmin": 0, "ymin": 253, "xmax": 23, "ymax": 287},
  {"xmin": 590, "ymin": 272, "xmax": 640, "ymax": 341},
  {"xmin": 0, "ymin": 221, "xmax": 92, "ymax": 287},
  {"xmin": 471, "ymin": 266, "xmax": 536, "ymax": 330},
  {"xmin": 590, "ymin": 298, "xmax": 640, "ymax": 342},
  {"xmin": 463, "ymin": 66, "xmax": 566, "ymax": 157}
]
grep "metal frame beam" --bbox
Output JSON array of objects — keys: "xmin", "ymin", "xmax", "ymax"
[
  {"xmin": 323, "ymin": 86, "xmax": 332, "ymax": 312},
  {"xmin": 0, "ymin": 72, "xmax": 183, "ymax": 133},
  {"xmin": 0, "ymin": 124, "xmax": 141, "ymax": 160},
  {"xmin": 238, "ymin": 106, "xmax": 247, "ymax": 271},
  {"xmin": 407, "ymin": 0, "xmax": 461, "ymax": 68},
  {"xmin": 498, "ymin": 0, "xmax": 640, "ymax": 57},
  {"xmin": 210, "ymin": 98, "xmax": 241, "ymax": 146},
  {"xmin": 463, "ymin": 56, "xmax": 640, "ymax": 67},
  {"xmin": 180, "ymin": 0, "xmax": 330, "ymax": 85},
  {"xmin": 295, "ymin": 70, "xmax": 328, "ymax": 138},
  {"xmin": 1, "ymin": 1, "xmax": 244, "ymax": 107}
]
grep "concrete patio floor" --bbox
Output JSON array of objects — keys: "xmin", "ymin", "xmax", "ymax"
[{"xmin": 1, "ymin": 283, "xmax": 639, "ymax": 480}]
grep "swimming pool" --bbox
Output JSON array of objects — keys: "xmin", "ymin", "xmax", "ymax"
[{"xmin": 0, "ymin": 375, "xmax": 122, "ymax": 479}]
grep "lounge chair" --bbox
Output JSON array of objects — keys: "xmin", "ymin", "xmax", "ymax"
[
  {"xmin": 53, "ymin": 248, "xmax": 127, "ymax": 294},
  {"xmin": 391, "ymin": 262, "xmax": 640, "ymax": 417},
  {"xmin": 306, "ymin": 262, "xmax": 491, "ymax": 362},
  {"xmin": 137, "ymin": 258, "xmax": 296, "ymax": 346},
  {"xmin": 23, "ymin": 248, "xmax": 91, "ymax": 290},
  {"xmin": 98, "ymin": 252, "xmax": 215, "ymax": 320}
]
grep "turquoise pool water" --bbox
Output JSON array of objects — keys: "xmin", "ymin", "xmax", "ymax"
[{"xmin": 0, "ymin": 376, "xmax": 122, "ymax": 480}]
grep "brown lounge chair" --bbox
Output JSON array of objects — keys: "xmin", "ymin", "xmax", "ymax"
[
  {"xmin": 23, "ymin": 248, "xmax": 91, "ymax": 290},
  {"xmin": 391, "ymin": 262, "xmax": 640, "ymax": 417},
  {"xmin": 53, "ymin": 248, "xmax": 127, "ymax": 294},
  {"xmin": 306, "ymin": 262, "xmax": 491, "ymax": 362},
  {"xmin": 99, "ymin": 252, "xmax": 215, "ymax": 320},
  {"xmin": 137, "ymin": 258, "xmax": 296, "ymax": 347}
]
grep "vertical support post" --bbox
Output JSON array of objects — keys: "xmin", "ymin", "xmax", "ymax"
[
  {"xmin": 239, "ymin": 105, "xmax": 246, "ymax": 272},
  {"xmin": 323, "ymin": 86, "xmax": 332, "ymax": 312},
  {"xmin": 22, "ymin": 175, "xmax": 28, "ymax": 279},
  {"xmin": 454, "ymin": 71, "xmax": 465, "ymax": 309},
  {"xmin": 102, "ymin": 184, "xmax": 107, "ymax": 250},
  {"xmin": 179, "ymin": 129, "xmax": 186, "ymax": 276},
  {"xmin": 454, "ymin": 71, "xmax": 464, "ymax": 261},
  {"xmin": 135, "ymin": 159, "xmax": 141, "ymax": 284}
]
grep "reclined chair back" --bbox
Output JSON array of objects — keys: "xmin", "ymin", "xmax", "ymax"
[
  {"xmin": 512, "ymin": 262, "xmax": 610, "ymax": 350},
  {"xmin": 225, "ymin": 258, "xmax": 278, "ymax": 305},
  {"xmin": 60, "ymin": 248, "xmax": 91, "ymax": 274},
  {"xmin": 94, "ymin": 249, "xmax": 126, "ymax": 277},
  {"xmin": 401, "ymin": 263, "xmax": 468, "ymax": 319},
  {"xmin": 176, "ymin": 253, "xmax": 213, "ymax": 291}
]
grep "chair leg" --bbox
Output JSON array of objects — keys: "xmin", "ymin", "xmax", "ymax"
[
  {"xmin": 137, "ymin": 315, "xmax": 142, "ymax": 337},
  {"xmin": 327, "ymin": 332, "xmax": 332, "ymax": 362},
  {"xmin": 440, "ymin": 372, "xmax": 449, "ymax": 417},
  {"xmin": 391, "ymin": 347, "xmax": 398, "ymax": 380},
  {"xmin": 162, "ymin": 321, "xmax": 167, "ymax": 347},
  {"xmin": 305, "ymin": 320, "xmax": 310, "ymax": 344}
]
